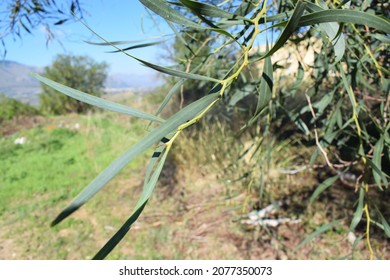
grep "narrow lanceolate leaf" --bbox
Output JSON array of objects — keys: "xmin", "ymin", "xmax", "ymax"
[
  {"xmin": 179, "ymin": 0, "xmax": 247, "ymax": 20},
  {"xmin": 137, "ymin": 57, "xmax": 220, "ymax": 82},
  {"xmin": 155, "ymin": 78, "xmax": 186, "ymax": 116},
  {"xmin": 365, "ymin": 158, "xmax": 388, "ymax": 191},
  {"xmin": 93, "ymin": 200, "xmax": 148, "ymax": 260},
  {"xmin": 228, "ymin": 83, "xmax": 256, "ymax": 107},
  {"xmin": 294, "ymin": 220, "xmax": 340, "ymax": 252},
  {"xmin": 373, "ymin": 136, "xmax": 386, "ymax": 189},
  {"xmin": 32, "ymin": 73, "xmax": 164, "ymax": 123},
  {"xmin": 107, "ymin": 40, "xmax": 168, "ymax": 53},
  {"xmin": 85, "ymin": 39, "xmax": 148, "ymax": 46},
  {"xmin": 255, "ymin": 51, "xmax": 273, "ymax": 114},
  {"xmin": 139, "ymin": 0, "xmax": 206, "ymax": 29},
  {"xmin": 246, "ymin": 47, "xmax": 273, "ymax": 126},
  {"xmin": 376, "ymin": 209, "xmax": 390, "ymax": 238},
  {"xmin": 306, "ymin": 1, "xmax": 345, "ymax": 63},
  {"xmin": 51, "ymin": 93, "xmax": 220, "ymax": 226},
  {"xmin": 310, "ymin": 174, "xmax": 340, "ymax": 204},
  {"xmin": 350, "ymin": 187, "xmax": 364, "ymax": 231},
  {"xmin": 77, "ymin": 15, "xmax": 219, "ymax": 83},
  {"xmin": 93, "ymin": 150, "xmax": 169, "ymax": 260},
  {"xmin": 233, "ymin": 0, "xmax": 256, "ymax": 17},
  {"xmin": 262, "ymin": 9, "xmax": 390, "ymax": 35},
  {"xmin": 166, "ymin": 20, "xmax": 195, "ymax": 55},
  {"xmin": 256, "ymin": 1, "xmax": 306, "ymax": 60},
  {"xmin": 298, "ymin": 10, "xmax": 390, "ymax": 34}
]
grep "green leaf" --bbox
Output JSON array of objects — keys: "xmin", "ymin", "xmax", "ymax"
[
  {"xmin": 376, "ymin": 209, "xmax": 390, "ymax": 238},
  {"xmin": 107, "ymin": 40, "xmax": 168, "ymax": 53},
  {"xmin": 310, "ymin": 174, "xmax": 340, "ymax": 204},
  {"xmin": 93, "ymin": 150, "xmax": 169, "ymax": 260},
  {"xmin": 51, "ymin": 92, "xmax": 220, "ymax": 226},
  {"xmin": 350, "ymin": 187, "xmax": 364, "ymax": 231},
  {"xmin": 32, "ymin": 73, "xmax": 164, "ymax": 123},
  {"xmin": 155, "ymin": 78, "xmax": 186, "ymax": 116},
  {"xmin": 364, "ymin": 158, "xmax": 388, "ymax": 191},
  {"xmin": 139, "ymin": 0, "xmax": 206, "ymax": 29},
  {"xmin": 298, "ymin": 10, "xmax": 390, "ymax": 34},
  {"xmin": 179, "ymin": 0, "xmax": 247, "ymax": 20},
  {"xmin": 256, "ymin": 1, "xmax": 307, "ymax": 60},
  {"xmin": 262, "ymin": 9, "xmax": 390, "ymax": 35},
  {"xmin": 85, "ymin": 39, "xmax": 153, "ymax": 46},
  {"xmin": 93, "ymin": 200, "xmax": 148, "ymax": 260},
  {"xmin": 132, "ymin": 56, "xmax": 221, "ymax": 83},
  {"xmin": 313, "ymin": 90, "xmax": 335, "ymax": 116},
  {"xmin": 294, "ymin": 220, "xmax": 340, "ymax": 252},
  {"xmin": 233, "ymin": 0, "xmax": 256, "ymax": 17},
  {"xmin": 166, "ymin": 20, "xmax": 195, "ymax": 55},
  {"xmin": 255, "ymin": 52, "xmax": 273, "ymax": 113},
  {"xmin": 247, "ymin": 45, "xmax": 273, "ymax": 126},
  {"xmin": 373, "ymin": 136, "xmax": 386, "ymax": 189},
  {"xmin": 154, "ymin": 63, "xmax": 206, "ymax": 118},
  {"xmin": 228, "ymin": 83, "xmax": 255, "ymax": 107},
  {"xmin": 76, "ymin": 10, "xmax": 221, "ymax": 83},
  {"xmin": 371, "ymin": 34, "xmax": 390, "ymax": 44},
  {"xmin": 306, "ymin": 1, "xmax": 345, "ymax": 63}
]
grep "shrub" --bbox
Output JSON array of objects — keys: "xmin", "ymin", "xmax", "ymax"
[{"xmin": 0, "ymin": 94, "xmax": 39, "ymax": 123}]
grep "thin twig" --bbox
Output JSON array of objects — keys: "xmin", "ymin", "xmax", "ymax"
[
  {"xmin": 179, "ymin": 37, "xmax": 213, "ymax": 109},
  {"xmin": 305, "ymin": 93, "xmax": 336, "ymax": 172}
]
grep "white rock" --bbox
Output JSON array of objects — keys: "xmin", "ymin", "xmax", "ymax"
[
  {"xmin": 347, "ymin": 232, "xmax": 357, "ymax": 245},
  {"xmin": 14, "ymin": 137, "xmax": 27, "ymax": 145}
]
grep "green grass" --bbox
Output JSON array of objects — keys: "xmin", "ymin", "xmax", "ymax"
[{"xmin": 0, "ymin": 111, "xmax": 148, "ymax": 217}]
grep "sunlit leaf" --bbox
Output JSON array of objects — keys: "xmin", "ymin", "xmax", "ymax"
[
  {"xmin": 51, "ymin": 92, "xmax": 220, "ymax": 226},
  {"xmin": 255, "ymin": 1, "xmax": 306, "ymax": 60},
  {"xmin": 32, "ymin": 73, "xmax": 164, "ymax": 123},
  {"xmin": 139, "ymin": 0, "xmax": 206, "ymax": 29},
  {"xmin": 306, "ymin": 1, "xmax": 345, "ymax": 63}
]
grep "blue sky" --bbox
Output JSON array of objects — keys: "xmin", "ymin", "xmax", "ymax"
[
  {"xmin": 3, "ymin": 1, "xmax": 171, "ymax": 77},
  {"xmin": 3, "ymin": 1, "xmax": 277, "ymax": 80}
]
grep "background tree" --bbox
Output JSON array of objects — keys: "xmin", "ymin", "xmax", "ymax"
[{"xmin": 39, "ymin": 54, "xmax": 108, "ymax": 114}]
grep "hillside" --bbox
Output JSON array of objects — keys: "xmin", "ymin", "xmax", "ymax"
[{"xmin": 0, "ymin": 60, "xmax": 42, "ymax": 105}]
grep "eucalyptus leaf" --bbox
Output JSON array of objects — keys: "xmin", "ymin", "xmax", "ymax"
[
  {"xmin": 32, "ymin": 73, "xmax": 164, "ymax": 123},
  {"xmin": 350, "ymin": 187, "xmax": 364, "ymax": 231},
  {"xmin": 51, "ymin": 92, "xmax": 220, "ymax": 226}
]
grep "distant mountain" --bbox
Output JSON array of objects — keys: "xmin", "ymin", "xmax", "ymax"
[
  {"xmin": 0, "ymin": 60, "xmax": 163, "ymax": 105},
  {"xmin": 105, "ymin": 72, "xmax": 163, "ymax": 92},
  {"xmin": 0, "ymin": 60, "xmax": 43, "ymax": 105}
]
